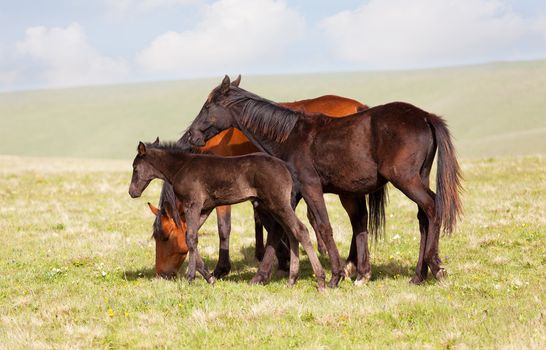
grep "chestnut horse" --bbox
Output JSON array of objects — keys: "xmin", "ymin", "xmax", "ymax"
[
  {"xmin": 152, "ymin": 87, "xmax": 373, "ymax": 279},
  {"xmin": 130, "ymin": 141, "xmax": 326, "ymax": 290},
  {"xmin": 182, "ymin": 75, "xmax": 463, "ymax": 287}
]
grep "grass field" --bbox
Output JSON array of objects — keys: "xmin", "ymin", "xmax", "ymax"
[
  {"xmin": 1, "ymin": 59, "xmax": 545, "ymax": 159},
  {"xmin": 1, "ymin": 154, "xmax": 544, "ymax": 348}
]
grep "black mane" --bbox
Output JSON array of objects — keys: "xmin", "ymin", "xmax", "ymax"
[
  {"xmin": 222, "ymin": 87, "xmax": 301, "ymax": 143},
  {"xmin": 145, "ymin": 141, "xmax": 203, "ymax": 154}
]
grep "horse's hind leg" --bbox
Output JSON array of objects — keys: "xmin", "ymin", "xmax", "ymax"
[
  {"xmin": 389, "ymin": 177, "xmax": 439, "ymax": 284},
  {"xmin": 274, "ymin": 205, "xmax": 326, "ymax": 290},
  {"xmin": 250, "ymin": 221, "xmax": 282, "ymax": 285},
  {"xmin": 185, "ymin": 206, "xmax": 215, "ymax": 284},
  {"xmin": 340, "ymin": 195, "xmax": 371, "ymax": 284},
  {"xmin": 413, "ymin": 207, "xmax": 429, "ymax": 283}
]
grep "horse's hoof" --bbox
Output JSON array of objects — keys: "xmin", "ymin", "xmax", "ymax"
[
  {"xmin": 327, "ymin": 273, "xmax": 343, "ymax": 288},
  {"xmin": 212, "ymin": 267, "xmax": 230, "ymax": 279},
  {"xmin": 354, "ymin": 272, "xmax": 371, "ymax": 286},
  {"xmin": 435, "ymin": 268, "xmax": 448, "ymax": 280},
  {"xmin": 207, "ymin": 276, "xmax": 216, "ymax": 285},
  {"xmin": 287, "ymin": 278, "xmax": 297, "ymax": 287},
  {"xmin": 409, "ymin": 274, "xmax": 425, "ymax": 285},
  {"xmin": 250, "ymin": 274, "xmax": 267, "ymax": 285},
  {"xmin": 344, "ymin": 262, "xmax": 356, "ymax": 279}
]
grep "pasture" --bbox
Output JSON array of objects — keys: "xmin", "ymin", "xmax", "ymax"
[
  {"xmin": 1, "ymin": 154, "xmax": 544, "ymax": 348},
  {"xmin": 1, "ymin": 59, "xmax": 545, "ymax": 348}
]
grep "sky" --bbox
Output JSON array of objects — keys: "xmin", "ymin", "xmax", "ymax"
[{"xmin": 1, "ymin": 0, "xmax": 546, "ymax": 91}]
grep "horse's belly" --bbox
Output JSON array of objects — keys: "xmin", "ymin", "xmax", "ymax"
[
  {"xmin": 313, "ymin": 129, "xmax": 380, "ymax": 193},
  {"xmin": 321, "ymin": 163, "xmax": 381, "ymax": 194}
]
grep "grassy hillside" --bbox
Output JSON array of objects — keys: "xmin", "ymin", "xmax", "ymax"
[
  {"xmin": 1, "ymin": 155, "xmax": 544, "ymax": 348},
  {"xmin": 1, "ymin": 60, "xmax": 545, "ymax": 159}
]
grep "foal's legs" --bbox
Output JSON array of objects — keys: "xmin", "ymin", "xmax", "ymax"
[
  {"xmin": 184, "ymin": 206, "xmax": 215, "ymax": 283},
  {"xmin": 250, "ymin": 220, "xmax": 283, "ymax": 285},
  {"xmin": 213, "ymin": 205, "xmax": 232, "ymax": 279},
  {"xmin": 272, "ymin": 205, "xmax": 326, "ymax": 290},
  {"xmin": 302, "ymin": 185, "xmax": 344, "ymax": 288},
  {"xmin": 340, "ymin": 195, "xmax": 371, "ymax": 284}
]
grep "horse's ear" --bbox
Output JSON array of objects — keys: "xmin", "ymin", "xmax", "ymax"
[
  {"xmin": 231, "ymin": 74, "xmax": 241, "ymax": 87},
  {"xmin": 138, "ymin": 142, "xmax": 146, "ymax": 156},
  {"xmin": 164, "ymin": 205, "xmax": 173, "ymax": 220},
  {"xmin": 220, "ymin": 75, "xmax": 230, "ymax": 94},
  {"xmin": 153, "ymin": 137, "xmax": 160, "ymax": 145},
  {"xmin": 147, "ymin": 202, "xmax": 160, "ymax": 215}
]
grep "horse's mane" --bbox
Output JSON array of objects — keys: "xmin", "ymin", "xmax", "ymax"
[
  {"xmin": 153, "ymin": 181, "xmax": 183, "ymax": 240},
  {"xmin": 145, "ymin": 141, "xmax": 203, "ymax": 154},
  {"xmin": 222, "ymin": 88, "xmax": 301, "ymax": 143}
]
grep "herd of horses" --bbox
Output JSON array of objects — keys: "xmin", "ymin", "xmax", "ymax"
[{"xmin": 129, "ymin": 75, "xmax": 463, "ymax": 290}]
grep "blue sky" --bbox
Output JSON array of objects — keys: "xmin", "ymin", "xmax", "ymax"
[{"xmin": 1, "ymin": 0, "xmax": 545, "ymax": 91}]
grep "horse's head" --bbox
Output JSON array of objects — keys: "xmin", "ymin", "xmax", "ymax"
[
  {"xmin": 129, "ymin": 140, "xmax": 161, "ymax": 198},
  {"xmin": 147, "ymin": 202, "xmax": 188, "ymax": 279},
  {"xmin": 184, "ymin": 75, "xmax": 241, "ymax": 147}
]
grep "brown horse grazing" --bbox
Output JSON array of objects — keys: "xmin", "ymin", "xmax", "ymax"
[
  {"xmin": 129, "ymin": 141, "xmax": 327, "ymax": 290},
  {"xmin": 152, "ymin": 89, "xmax": 371, "ymax": 279},
  {"xmin": 147, "ymin": 201, "xmax": 188, "ymax": 279},
  {"xmin": 182, "ymin": 75, "xmax": 463, "ymax": 287}
]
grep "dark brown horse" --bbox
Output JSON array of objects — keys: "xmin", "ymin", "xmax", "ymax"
[
  {"xmin": 182, "ymin": 75, "xmax": 463, "ymax": 287},
  {"xmin": 152, "ymin": 88, "xmax": 373, "ymax": 279},
  {"xmin": 129, "ymin": 141, "xmax": 326, "ymax": 290}
]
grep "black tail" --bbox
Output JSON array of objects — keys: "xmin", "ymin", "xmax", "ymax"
[
  {"xmin": 368, "ymin": 186, "xmax": 388, "ymax": 239},
  {"xmin": 426, "ymin": 115, "xmax": 463, "ymax": 234}
]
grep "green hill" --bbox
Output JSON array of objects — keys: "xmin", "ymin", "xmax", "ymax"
[{"xmin": 1, "ymin": 60, "xmax": 545, "ymax": 159}]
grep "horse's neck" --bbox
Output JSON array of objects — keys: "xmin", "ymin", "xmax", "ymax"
[{"xmin": 149, "ymin": 152, "xmax": 189, "ymax": 183}]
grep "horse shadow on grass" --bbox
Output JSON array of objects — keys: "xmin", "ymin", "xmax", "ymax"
[
  {"xmin": 120, "ymin": 246, "xmax": 415, "ymax": 284},
  {"xmin": 122, "ymin": 266, "xmax": 156, "ymax": 281}
]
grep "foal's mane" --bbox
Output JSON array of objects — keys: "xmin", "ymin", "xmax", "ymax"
[{"xmin": 222, "ymin": 88, "xmax": 301, "ymax": 143}]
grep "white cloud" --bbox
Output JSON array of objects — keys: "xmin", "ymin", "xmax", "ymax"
[
  {"xmin": 321, "ymin": 0, "xmax": 546, "ymax": 69},
  {"xmin": 16, "ymin": 23, "xmax": 129, "ymax": 88},
  {"xmin": 106, "ymin": 0, "xmax": 198, "ymax": 14},
  {"xmin": 136, "ymin": 0, "xmax": 305, "ymax": 76}
]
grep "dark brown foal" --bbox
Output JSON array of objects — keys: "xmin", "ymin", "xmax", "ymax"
[{"xmin": 129, "ymin": 141, "xmax": 326, "ymax": 290}]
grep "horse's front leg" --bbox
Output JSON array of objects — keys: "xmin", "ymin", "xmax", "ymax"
[
  {"xmin": 302, "ymin": 183, "xmax": 345, "ymax": 288},
  {"xmin": 213, "ymin": 205, "xmax": 232, "ymax": 279},
  {"xmin": 253, "ymin": 205, "xmax": 265, "ymax": 261}
]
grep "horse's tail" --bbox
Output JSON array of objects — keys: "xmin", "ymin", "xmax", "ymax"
[
  {"xmin": 427, "ymin": 114, "xmax": 463, "ymax": 234},
  {"xmin": 368, "ymin": 185, "xmax": 388, "ymax": 239}
]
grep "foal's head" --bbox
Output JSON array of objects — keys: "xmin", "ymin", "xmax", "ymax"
[
  {"xmin": 147, "ymin": 202, "xmax": 188, "ymax": 279},
  {"xmin": 128, "ymin": 140, "xmax": 163, "ymax": 198},
  {"xmin": 185, "ymin": 75, "xmax": 241, "ymax": 147}
]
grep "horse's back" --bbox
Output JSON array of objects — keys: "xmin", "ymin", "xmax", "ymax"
[
  {"xmin": 281, "ymin": 95, "xmax": 367, "ymax": 117},
  {"xmin": 200, "ymin": 128, "xmax": 258, "ymax": 156}
]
